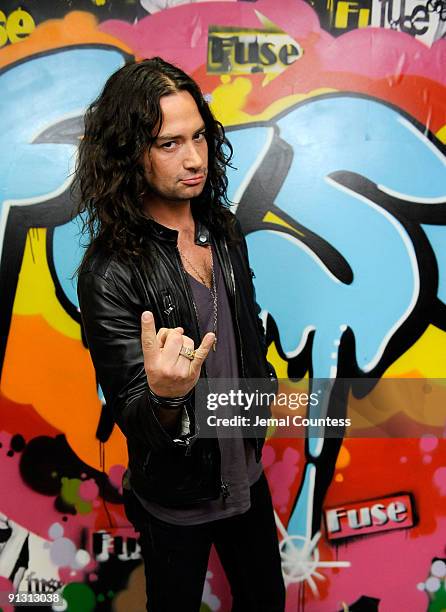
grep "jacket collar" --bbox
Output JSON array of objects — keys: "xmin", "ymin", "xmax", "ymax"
[{"xmin": 145, "ymin": 217, "xmax": 211, "ymax": 246}]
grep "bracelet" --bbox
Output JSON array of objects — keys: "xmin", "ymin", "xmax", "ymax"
[{"xmin": 148, "ymin": 387, "xmax": 193, "ymax": 410}]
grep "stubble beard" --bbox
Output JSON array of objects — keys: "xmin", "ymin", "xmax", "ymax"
[{"xmin": 147, "ymin": 172, "xmax": 208, "ymax": 205}]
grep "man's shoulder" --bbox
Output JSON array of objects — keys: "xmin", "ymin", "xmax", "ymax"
[
  {"xmin": 79, "ymin": 247, "xmax": 115, "ymax": 279},
  {"xmin": 78, "ymin": 244, "xmax": 134, "ymax": 284}
]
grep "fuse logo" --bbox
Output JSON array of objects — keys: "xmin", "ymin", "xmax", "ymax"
[
  {"xmin": 207, "ymin": 14, "xmax": 301, "ymax": 77},
  {"xmin": 324, "ymin": 493, "xmax": 415, "ymax": 541}
]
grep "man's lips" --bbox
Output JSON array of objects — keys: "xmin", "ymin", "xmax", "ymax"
[{"xmin": 180, "ymin": 175, "xmax": 205, "ymax": 186}]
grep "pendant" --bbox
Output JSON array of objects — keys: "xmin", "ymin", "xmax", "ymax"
[{"xmin": 213, "ymin": 337, "xmax": 217, "ymax": 351}]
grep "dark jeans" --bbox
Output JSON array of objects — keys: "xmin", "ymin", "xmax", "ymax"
[{"xmin": 138, "ymin": 472, "xmax": 286, "ymax": 612}]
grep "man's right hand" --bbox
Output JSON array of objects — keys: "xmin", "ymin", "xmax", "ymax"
[{"xmin": 141, "ymin": 311, "xmax": 215, "ymax": 399}]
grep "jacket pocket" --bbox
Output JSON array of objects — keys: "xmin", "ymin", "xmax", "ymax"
[{"xmin": 160, "ymin": 289, "xmax": 179, "ymax": 327}]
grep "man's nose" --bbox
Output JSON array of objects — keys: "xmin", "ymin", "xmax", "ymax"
[{"xmin": 183, "ymin": 141, "xmax": 203, "ymax": 169}]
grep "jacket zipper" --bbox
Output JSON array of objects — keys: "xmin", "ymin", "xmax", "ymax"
[
  {"xmin": 222, "ymin": 238, "xmax": 261, "ymax": 461},
  {"xmin": 221, "ymin": 238, "xmax": 246, "ymax": 378}
]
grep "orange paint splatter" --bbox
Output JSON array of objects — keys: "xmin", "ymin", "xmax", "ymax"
[
  {"xmin": 1, "ymin": 314, "xmax": 127, "ymax": 470},
  {"xmin": 335, "ymin": 445, "xmax": 351, "ymax": 470},
  {"xmin": 0, "ymin": 11, "xmax": 131, "ymax": 69}
]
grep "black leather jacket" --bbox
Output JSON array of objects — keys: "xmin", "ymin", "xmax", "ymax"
[{"xmin": 77, "ymin": 213, "xmax": 275, "ymax": 507}]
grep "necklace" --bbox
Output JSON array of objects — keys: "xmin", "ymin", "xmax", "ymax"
[{"xmin": 178, "ymin": 246, "xmax": 218, "ymax": 351}]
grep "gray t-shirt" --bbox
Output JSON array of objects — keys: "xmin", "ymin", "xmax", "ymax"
[{"xmin": 139, "ymin": 246, "xmax": 263, "ymax": 525}]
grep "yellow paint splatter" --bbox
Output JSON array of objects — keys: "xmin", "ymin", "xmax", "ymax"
[
  {"xmin": 263, "ymin": 211, "xmax": 305, "ymax": 237},
  {"xmin": 384, "ymin": 325, "xmax": 446, "ymax": 378},
  {"xmin": 335, "ymin": 473, "xmax": 344, "ymax": 482},
  {"xmin": 210, "ymin": 75, "xmax": 336, "ymax": 126},
  {"xmin": 13, "ymin": 228, "xmax": 80, "ymax": 340},
  {"xmin": 436, "ymin": 124, "xmax": 446, "ymax": 144},
  {"xmin": 267, "ymin": 341, "xmax": 288, "ymax": 379}
]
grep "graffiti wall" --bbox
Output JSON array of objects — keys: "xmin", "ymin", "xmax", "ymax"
[{"xmin": 1, "ymin": 0, "xmax": 446, "ymax": 610}]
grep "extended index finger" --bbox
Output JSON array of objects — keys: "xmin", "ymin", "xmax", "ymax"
[{"xmin": 141, "ymin": 311, "xmax": 159, "ymax": 359}]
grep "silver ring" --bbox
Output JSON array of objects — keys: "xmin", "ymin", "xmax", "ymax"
[{"xmin": 179, "ymin": 345, "xmax": 195, "ymax": 361}]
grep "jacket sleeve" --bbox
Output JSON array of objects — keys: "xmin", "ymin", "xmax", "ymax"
[{"xmin": 77, "ymin": 268, "xmax": 190, "ymax": 452}]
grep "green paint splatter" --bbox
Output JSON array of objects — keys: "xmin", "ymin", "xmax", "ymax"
[
  {"xmin": 200, "ymin": 604, "xmax": 212, "ymax": 612},
  {"xmin": 427, "ymin": 581, "xmax": 446, "ymax": 612},
  {"xmin": 60, "ymin": 477, "xmax": 92, "ymax": 514},
  {"xmin": 63, "ymin": 583, "xmax": 96, "ymax": 612}
]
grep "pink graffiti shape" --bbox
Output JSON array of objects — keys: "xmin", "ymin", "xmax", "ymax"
[
  {"xmin": 108, "ymin": 464, "xmax": 126, "ymax": 490},
  {"xmin": 78, "ymin": 479, "xmax": 99, "ymax": 502},
  {"xmin": 420, "ymin": 435, "xmax": 438, "ymax": 453},
  {"xmin": 99, "ymin": 0, "xmax": 320, "ymax": 75},
  {"xmin": 433, "ymin": 466, "xmax": 446, "ymax": 495},
  {"xmin": 100, "ymin": 0, "xmax": 446, "ymax": 86}
]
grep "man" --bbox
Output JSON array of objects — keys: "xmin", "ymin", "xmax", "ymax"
[{"xmin": 75, "ymin": 57, "xmax": 285, "ymax": 611}]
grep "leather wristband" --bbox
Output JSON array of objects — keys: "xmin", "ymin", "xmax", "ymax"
[{"xmin": 148, "ymin": 387, "xmax": 193, "ymax": 410}]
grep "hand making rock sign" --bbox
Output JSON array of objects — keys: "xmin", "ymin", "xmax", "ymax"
[{"xmin": 140, "ymin": 311, "xmax": 215, "ymax": 399}]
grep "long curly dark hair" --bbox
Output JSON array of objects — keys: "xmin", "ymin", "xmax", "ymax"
[{"xmin": 72, "ymin": 57, "xmax": 235, "ymax": 267}]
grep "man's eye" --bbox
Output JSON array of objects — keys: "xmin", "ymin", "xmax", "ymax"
[
  {"xmin": 194, "ymin": 132, "xmax": 206, "ymax": 141},
  {"xmin": 161, "ymin": 141, "xmax": 177, "ymax": 150}
]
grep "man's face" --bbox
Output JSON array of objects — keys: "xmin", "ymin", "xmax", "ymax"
[{"xmin": 142, "ymin": 90, "xmax": 208, "ymax": 206}]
